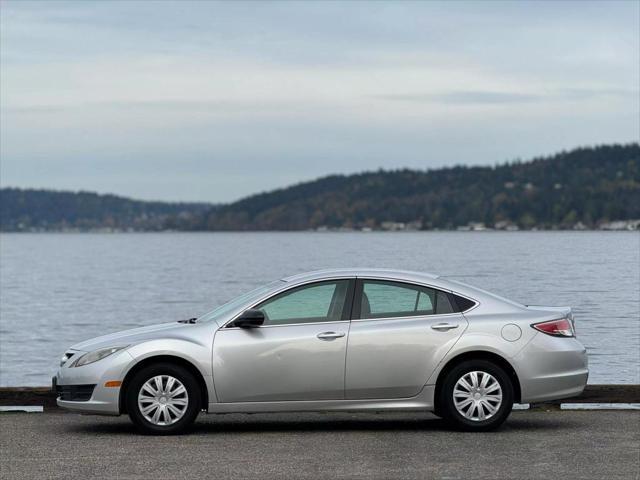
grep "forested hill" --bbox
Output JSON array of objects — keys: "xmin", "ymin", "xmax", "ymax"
[
  {"xmin": 0, "ymin": 189, "xmax": 212, "ymax": 231},
  {"xmin": 190, "ymin": 143, "xmax": 639, "ymax": 231},
  {"xmin": 1, "ymin": 144, "xmax": 638, "ymax": 232}
]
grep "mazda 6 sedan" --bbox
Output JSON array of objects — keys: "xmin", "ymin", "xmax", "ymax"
[{"xmin": 54, "ymin": 269, "xmax": 588, "ymax": 434}]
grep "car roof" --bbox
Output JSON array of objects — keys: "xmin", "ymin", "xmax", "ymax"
[
  {"xmin": 280, "ymin": 268, "xmax": 526, "ymax": 314},
  {"xmin": 282, "ymin": 268, "xmax": 440, "ymax": 284}
]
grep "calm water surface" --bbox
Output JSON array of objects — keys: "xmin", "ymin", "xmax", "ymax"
[{"xmin": 0, "ymin": 232, "xmax": 638, "ymax": 386}]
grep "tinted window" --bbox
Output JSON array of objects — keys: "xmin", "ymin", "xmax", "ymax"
[
  {"xmin": 256, "ymin": 280, "xmax": 351, "ymax": 325},
  {"xmin": 360, "ymin": 281, "xmax": 436, "ymax": 319},
  {"xmin": 436, "ymin": 291, "xmax": 455, "ymax": 314},
  {"xmin": 451, "ymin": 294, "xmax": 476, "ymax": 312}
]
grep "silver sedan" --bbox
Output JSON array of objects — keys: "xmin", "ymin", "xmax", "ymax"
[{"xmin": 54, "ymin": 269, "xmax": 588, "ymax": 434}]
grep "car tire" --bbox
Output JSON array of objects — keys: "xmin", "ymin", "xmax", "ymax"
[
  {"xmin": 126, "ymin": 363, "xmax": 201, "ymax": 435},
  {"xmin": 439, "ymin": 359, "xmax": 514, "ymax": 431}
]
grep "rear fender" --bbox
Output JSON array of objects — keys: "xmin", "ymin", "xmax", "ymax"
[{"xmin": 426, "ymin": 314, "xmax": 536, "ymax": 386}]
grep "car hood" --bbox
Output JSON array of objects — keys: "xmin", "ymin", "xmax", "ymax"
[{"xmin": 69, "ymin": 322, "xmax": 192, "ymax": 352}]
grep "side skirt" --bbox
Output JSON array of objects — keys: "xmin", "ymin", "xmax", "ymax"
[{"xmin": 207, "ymin": 385, "xmax": 435, "ymax": 414}]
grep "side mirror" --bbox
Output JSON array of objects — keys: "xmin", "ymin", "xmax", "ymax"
[{"xmin": 230, "ymin": 309, "xmax": 265, "ymax": 328}]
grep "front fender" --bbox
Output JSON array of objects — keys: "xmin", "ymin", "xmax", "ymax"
[
  {"xmin": 123, "ymin": 339, "xmax": 217, "ymax": 405},
  {"xmin": 126, "ymin": 339, "xmax": 213, "ymax": 376}
]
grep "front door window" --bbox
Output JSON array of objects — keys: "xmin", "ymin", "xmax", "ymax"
[{"xmin": 256, "ymin": 280, "xmax": 351, "ymax": 325}]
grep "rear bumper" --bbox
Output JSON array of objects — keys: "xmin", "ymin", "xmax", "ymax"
[{"xmin": 514, "ymin": 333, "xmax": 588, "ymax": 403}]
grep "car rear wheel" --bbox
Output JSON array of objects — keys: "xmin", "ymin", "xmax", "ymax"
[
  {"xmin": 439, "ymin": 359, "xmax": 513, "ymax": 431},
  {"xmin": 126, "ymin": 363, "xmax": 201, "ymax": 435}
]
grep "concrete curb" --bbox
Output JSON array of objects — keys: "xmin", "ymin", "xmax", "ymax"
[
  {"xmin": 0, "ymin": 387, "xmax": 58, "ymax": 409},
  {"xmin": 1, "ymin": 384, "xmax": 638, "ymax": 410}
]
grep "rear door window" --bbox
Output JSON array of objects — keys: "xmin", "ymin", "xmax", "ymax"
[
  {"xmin": 435, "ymin": 291, "xmax": 455, "ymax": 314},
  {"xmin": 356, "ymin": 280, "xmax": 471, "ymax": 319},
  {"xmin": 358, "ymin": 280, "xmax": 437, "ymax": 319}
]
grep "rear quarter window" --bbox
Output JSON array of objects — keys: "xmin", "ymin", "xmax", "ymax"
[{"xmin": 450, "ymin": 294, "xmax": 476, "ymax": 312}]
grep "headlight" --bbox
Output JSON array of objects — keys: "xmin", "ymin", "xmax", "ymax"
[{"xmin": 72, "ymin": 346, "xmax": 128, "ymax": 367}]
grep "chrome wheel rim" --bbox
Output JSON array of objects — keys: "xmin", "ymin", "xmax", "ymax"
[
  {"xmin": 453, "ymin": 371, "xmax": 502, "ymax": 421},
  {"xmin": 138, "ymin": 375, "xmax": 189, "ymax": 426}
]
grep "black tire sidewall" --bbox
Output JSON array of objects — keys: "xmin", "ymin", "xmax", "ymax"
[
  {"xmin": 441, "ymin": 359, "xmax": 514, "ymax": 431},
  {"xmin": 126, "ymin": 363, "xmax": 201, "ymax": 435}
]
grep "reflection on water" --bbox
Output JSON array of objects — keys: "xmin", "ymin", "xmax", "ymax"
[{"xmin": 0, "ymin": 232, "xmax": 638, "ymax": 386}]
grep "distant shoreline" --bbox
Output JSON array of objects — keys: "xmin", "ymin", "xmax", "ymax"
[
  {"xmin": 1, "ymin": 228, "xmax": 638, "ymax": 234},
  {"xmin": 3, "ymin": 144, "xmax": 639, "ymax": 233}
]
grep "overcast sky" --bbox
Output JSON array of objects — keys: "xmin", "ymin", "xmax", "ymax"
[{"xmin": 1, "ymin": 1, "xmax": 638, "ymax": 203}]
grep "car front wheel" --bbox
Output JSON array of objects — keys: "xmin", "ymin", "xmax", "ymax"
[
  {"xmin": 439, "ymin": 359, "xmax": 514, "ymax": 431},
  {"xmin": 126, "ymin": 363, "xmax": 201, "ymax": 435}
]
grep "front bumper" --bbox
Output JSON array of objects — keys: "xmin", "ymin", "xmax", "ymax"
[
  {"xmin": 53, "ymin": 349, "xmax": 135, "ymax": 415},
  {"xmin": 514, "ymin": 333, "xmax": 589, "ymax": 403}
]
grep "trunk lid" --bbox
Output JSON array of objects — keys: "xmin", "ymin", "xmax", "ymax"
[{"xmin": 526, "ymin": 305, "xmax": 572, "ymax": 318}]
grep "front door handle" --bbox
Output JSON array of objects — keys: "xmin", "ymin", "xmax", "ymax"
[
  {"xmin": 317, "ymin": 331, "xmax": 346, "ymax": 340},
  {"xmin": 431, "ymin": 323, "xmax": 459, "ymax": 331}
]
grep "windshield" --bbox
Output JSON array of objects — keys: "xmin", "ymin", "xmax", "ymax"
[{"xmin": 197, "ymin": 280, "xmax": 284, "ymax": 324}]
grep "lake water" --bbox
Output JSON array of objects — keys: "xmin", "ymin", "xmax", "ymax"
[{"xmin": 0, "ymin": 232, "xmax": 638, "ymax": 386}]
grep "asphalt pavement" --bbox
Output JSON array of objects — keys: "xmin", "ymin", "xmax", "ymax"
[{"xmin": 1, "ymin": 410, "xmax": 638, "ymax": 479}]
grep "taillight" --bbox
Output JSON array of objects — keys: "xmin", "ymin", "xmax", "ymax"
[{"xmin": 531, "ymin": 318, "xmax": 575, "ymax": 337}]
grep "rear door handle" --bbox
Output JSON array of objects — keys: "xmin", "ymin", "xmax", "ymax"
[
  {"xmin": 317, "ymin": 331, "xmax": 346, "ymax": 340},
  {"xmin": 431, "ymin": 323, "xmax": 459, "ymax": 331}
]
